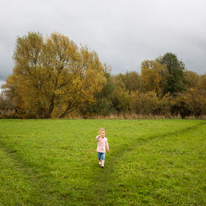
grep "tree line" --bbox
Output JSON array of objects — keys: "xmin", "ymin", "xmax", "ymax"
[{"xmin": 1, "ymin": 32, "xmax": 206, "ymax": 119}]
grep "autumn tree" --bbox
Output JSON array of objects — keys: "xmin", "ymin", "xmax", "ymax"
[
  {"xmin": 198, "ymin": 74, "xmax": 206, "ymax": 91},
  {"xmin": 184, "ymin": 70, "xmax": 199, "ymax": 89},
  {"xmin": 3, "ymin": 32, "xmax": 105, "ymax": 118},
  {"xmin": 120, "ymin": 71, "xmax": 140, "ymax": 93},
  {"xmin": 111, "ymin": 71, "xmax": 140, "ymax": 92},
  {"xmin": 140, "ymin": 58, "xmax": 168, "ymax": 96},
  {"xmin": 114, "ymin": 87, "xmax": 130, "ymax": 112},
  {"xmin": 79, "ymin": 63, "xmax": 115, "ymax": 117},
  {"xmin": 2, "ymin": 32, "xmax": 46, "ymax": 118}
]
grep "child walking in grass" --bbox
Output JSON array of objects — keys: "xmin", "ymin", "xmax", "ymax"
[{"xmin": 96, "ymin": 128, "xmax": 109, "ymax": 168}]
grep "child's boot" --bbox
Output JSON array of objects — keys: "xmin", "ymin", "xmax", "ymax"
[
  {"xmin": 101, "ymin": 160, "xmax": 105, "ymax": 168},
  {"xmin": 99, "ymin": 159, "xmax": 102, "ymax": 165}
]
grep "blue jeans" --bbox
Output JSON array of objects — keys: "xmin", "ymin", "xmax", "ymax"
[{"xmin": 97, "ymin": 152, "xmax": 105, "ymax": 161}]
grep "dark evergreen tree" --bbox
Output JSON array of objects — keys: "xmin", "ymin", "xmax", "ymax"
[{"xmin": 160, "ymin": 53, "xmax": 188, "ymax": 94}]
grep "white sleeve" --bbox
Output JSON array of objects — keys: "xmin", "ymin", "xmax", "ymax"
[{"xmin": 96, "ymin": 136, "xmax": 100, "ymax": 141}]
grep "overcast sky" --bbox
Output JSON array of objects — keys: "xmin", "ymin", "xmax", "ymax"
[{"xmin": 0, "ymin": 0, "xmax": 206, "ymax": 90}]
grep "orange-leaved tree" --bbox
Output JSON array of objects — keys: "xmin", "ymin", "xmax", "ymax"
[{"xmin": 3, "ymin": 32, "xmax": 105, "ymax": 118}]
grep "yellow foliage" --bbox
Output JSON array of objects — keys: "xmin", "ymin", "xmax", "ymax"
[
  {"xmin": 3, "ymin": 32, "xmax": 106, "ymax": 118},
  {"xmin": 141, "ymin": 58, "xmax": 168, "ymax": 96}
]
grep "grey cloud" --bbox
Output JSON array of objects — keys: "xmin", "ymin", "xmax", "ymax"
[{"xmin": 0, "ymin": 0, "xmax": 206, "ymax": 86}]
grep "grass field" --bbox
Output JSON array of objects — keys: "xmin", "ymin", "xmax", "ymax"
[{"xmin": 0, "ymin": 119, "xmax": 206, "ymax": 206}]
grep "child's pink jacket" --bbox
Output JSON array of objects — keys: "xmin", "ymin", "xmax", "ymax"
[{"xmin": 96, "ymin": 136, "xmax": 109, "ymax": 153}]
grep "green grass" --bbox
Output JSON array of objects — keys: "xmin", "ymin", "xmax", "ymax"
[{"xmin": 0, "ymin": 119, "xmax": 205, "ymax": 205}]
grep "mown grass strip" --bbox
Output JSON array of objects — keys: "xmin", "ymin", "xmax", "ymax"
[{"xmin": 0, "ymin": 147, "xmax": 39, "ymax": 205}]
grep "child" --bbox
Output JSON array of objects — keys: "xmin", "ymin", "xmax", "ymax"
[{"xmin": 96, "ymin": 128, "xmax": 109, "ymax": 168}]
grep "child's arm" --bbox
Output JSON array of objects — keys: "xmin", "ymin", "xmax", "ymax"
[{"xmin": 105, "ymin": 139, "xmax": 109, "ymax": 152}]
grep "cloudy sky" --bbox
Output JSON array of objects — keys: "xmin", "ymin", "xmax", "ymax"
[{"xmin": 0, "ymin": 0, "xmax": 206, "ymax": 90}]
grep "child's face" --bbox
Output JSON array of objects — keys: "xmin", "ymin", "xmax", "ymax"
[{"xmin": 100, "ymin": 131, "xmax": 106, "ymax": 138}]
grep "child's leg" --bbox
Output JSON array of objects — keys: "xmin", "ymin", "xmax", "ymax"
[
  {"xmin": 97, "ymin": 152, "xmax": 102, "ymax": 164},
  {"xmin": 101, "ymin": 153, "xmax": 106, "ymax": 167}
]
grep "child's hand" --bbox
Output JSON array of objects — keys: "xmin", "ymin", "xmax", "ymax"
[{"xmin": 107, "ymin": 149, "xmax": 109, "ymax": 152}]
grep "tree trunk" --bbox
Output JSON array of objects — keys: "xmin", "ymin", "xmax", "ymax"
[
  {"xmin": 59, "ymin": 102, "xmax": 74, "ymax": 118},
  {"xmin": 46, "ymin": 94, "xmax": 55, "ymax": 118}
]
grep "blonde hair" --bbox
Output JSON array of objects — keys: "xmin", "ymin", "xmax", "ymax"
[{"xmin": 99, "ymin": 128, "xmax": 106, "ymax": 135}]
